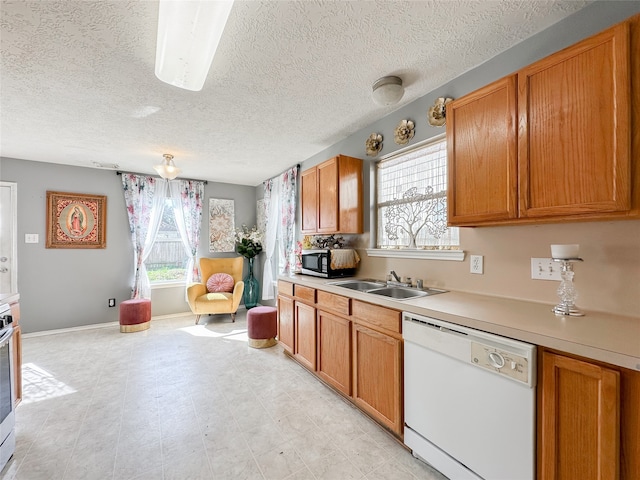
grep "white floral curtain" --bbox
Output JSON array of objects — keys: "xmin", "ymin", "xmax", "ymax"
[
  {"xmin": 278, "ymin": 166, "xmax": 299, "ymax": 275},
  {"xmin": 122, "ymin": 174, "xmax": 167, "ymax": 299},
  {"xmin": 261, "ymin": 178, "xmax": 280, "ymax": 300},
  {"xmin": 169, "ymin": 180, "xmax": 205, "ymax": 286}
]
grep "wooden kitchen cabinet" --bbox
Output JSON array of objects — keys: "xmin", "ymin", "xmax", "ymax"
[
  {"xmin": 317, "ymin": 309, "xmax": 352, "ymax": 396},
  {"xmin": 447, "ymin": 17, "xmax": 637, "ymax": 226},
  {"xmin": 538, "ymin": 348, "xmax": 640, "ymax": 480},
  {"xmin": 518, "ymin": 21, "xmax": 631, "ymax": 219},
  {"xmin": 10, "ymin": 301, "xmax": 21, "ymax": 405},
  {"xmin": 300, "ymin": 155, "xmax": 363, "ymax": 234},
  {"xmin": 277, "ymin": 281, "xmax": 295, "ymax": 354},
  {"xmin": 300, "ymin": 167, "xmax": 318, "ymax": 233},
  {"xmin": 352, "ymin": 321, "xmax": 403, "ymax": 436},
  {"xmin": 294, "ymin": 301, "xmax": 317, "ymax": 371},
  {"xmin": 277, "ymin": 294, "xmax": 294, "ymax": 354},
  {"xmin": 447, "ymin": 75, "xmax": 518, "ymax": 225}
]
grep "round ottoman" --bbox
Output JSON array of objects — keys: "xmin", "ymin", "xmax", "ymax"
[
  {"xmin": 119, "ymin": 299, "xmax": 151, "ymax": 333},
  {"xmin": 246, "ymin": 306, "xmax": 277, "ymax": 348}
]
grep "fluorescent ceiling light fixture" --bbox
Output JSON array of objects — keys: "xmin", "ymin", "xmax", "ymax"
[
  {"xmin": 372, "ymin": 76, "xmax": 404, "ymax": 106},
  {"xmin": 154, "ymin": 154, "xmax": 182, "ymax": 180},
  {"xmin": 155, "ymin": 0, "xmax": 234, "ymax": 91}
]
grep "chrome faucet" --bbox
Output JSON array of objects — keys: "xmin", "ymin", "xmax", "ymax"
[{"xmin": 387, "ymin": 270, "xmax": 411, "ymax": 287}]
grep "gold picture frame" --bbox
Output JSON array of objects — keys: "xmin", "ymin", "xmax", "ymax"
[{"xmin": 46, "ymin": 191, "xmax": 107, "ymax": 248}]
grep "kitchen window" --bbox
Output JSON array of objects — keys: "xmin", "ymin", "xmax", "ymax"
[{"xmin": 372, "ymin": 135, "xmax": 460, "ymax": 259}]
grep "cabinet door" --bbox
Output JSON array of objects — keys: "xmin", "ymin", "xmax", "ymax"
[
  {"xmin": 277, "ymin": 295, "xmax": 294, "ymax": 354},
  {"xmin": 10, "ymin": 301, "xmax": 21, "ymax": 405},
  {"xmin": 539, "ymin": 351, "xmax": 620, "ymax": 480},
  {"xmin": 317, "ymin": 310, "xmax": 351, "ymax": 396},
  {"xmin": 447, "ymin": 75, "xmax": 518, "ymax": 225},
  {"xmin": 317, "ymin": 157, "xmax": 339, "ymax": 233},
  {"xmin": 352, "ymin": 323, "xmax": 402, "ymax": 436},
  {"xmin": 300, "ymin": 167, "xmax": 318, "ymax": 233},
  {"xmin": 337, "ymin": 155, "xmax": 363, "ymax": 234},
  {"xmin": 294, "ymin": 301, "xmax": 316, "ymax": 371},
  {"xmin": 519, "ymin": 23, "xmax": 631, "ymax": 218}
]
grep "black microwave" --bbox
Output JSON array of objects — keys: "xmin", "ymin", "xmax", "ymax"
[{"xmin": 300, "ymin": 249, "xmax": 357, "ymax": 278}]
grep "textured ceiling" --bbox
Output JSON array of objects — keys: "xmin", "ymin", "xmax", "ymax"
[{"xmin": 0, "ymin": 0, "xmax": 591, "ymax": 186}]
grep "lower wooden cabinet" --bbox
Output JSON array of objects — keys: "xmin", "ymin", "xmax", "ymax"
[
  {"xmin": 352, "ymin": 322, "xmax": 403, "ymax": 436},
  {"xmin": 538, "ymin": 349, "xmax": 640, "ymax": 480},
  {"xmin": 10, "ymin": 301, "xmax": 21, "ymax": 405},
  {"xmin": 317, "ymin": 310, "xmax": 352, "ymax": 396},
  {"xmin": 277, "ymin": 294, "xmax": 294, "ymax": 354},
  {"xmin": 294, "ymin": 301, "xmax": 316, "ymax": 370}
]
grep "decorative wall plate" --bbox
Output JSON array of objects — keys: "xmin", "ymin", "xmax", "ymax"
[
  {"xmin": 365, "ymin": 133, "xmax": 383, "ymax": 156},
  {"xmin": 394, "ymin": 119, "xmax": 415, "ymax": 145},
  {"xmin": 427, "ymin": 97, "xmax": 453, "ymax": 127}
]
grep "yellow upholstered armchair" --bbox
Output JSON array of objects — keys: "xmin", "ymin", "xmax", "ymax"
[{"xmin": 187, "ymin": 257, "xmax": 245, "ymax": 324}]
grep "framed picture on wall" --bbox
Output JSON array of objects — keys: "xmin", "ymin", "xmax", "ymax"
[
  {"xmin": 209, "ymin": 198, "xmax": 235, "ymax": 252},
  {"xmin": 46, "ymin": 191, "xmax": 107, "ymax": 248}
]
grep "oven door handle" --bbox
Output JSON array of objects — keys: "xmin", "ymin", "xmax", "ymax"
[{"xmin": 0, "ymin": 327, "xmax": 13, "ymax": 347}]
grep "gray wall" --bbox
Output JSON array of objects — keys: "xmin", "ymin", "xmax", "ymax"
[
  {"xmin": 0, "ymin": 158, "xmax": 258, "ymax": 333},
  {"xmin": 280, "ymin": 1, "xmax": 640, "ymax": 317}
]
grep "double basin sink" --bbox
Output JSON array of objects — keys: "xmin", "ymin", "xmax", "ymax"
[{"xmin": 328, "ymin": 279, "xmax": 447, "ymax": 300}]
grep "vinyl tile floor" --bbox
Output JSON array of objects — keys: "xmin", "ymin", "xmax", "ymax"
[{"xmin": 1, "ymin": 311, "xmax": 448, "ymax": 480}]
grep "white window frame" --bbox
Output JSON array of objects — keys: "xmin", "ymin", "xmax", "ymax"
[{"xmin": 366, "ymin": 134, "xmax": 465, "ymax": 261}]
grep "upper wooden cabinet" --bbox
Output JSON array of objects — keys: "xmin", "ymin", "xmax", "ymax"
[
  {"xmin": 447, "ymin": 17, "xmax": 637, "ymax": 226},
  {"xmin": 300, "ymin": 155, "xmax": 363, "ymax": 234},
  {"xmin": 519, "ymin": 22, "xmax": 631, "ymax": 219},
  {"xmin": 447, "ymin": 75, "xmax": 518, "ymax": 224}
]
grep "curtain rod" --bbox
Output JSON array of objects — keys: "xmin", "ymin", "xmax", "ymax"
[
  {"xmin": 116, "ymin": 170, "xmax": 208, "ymax": 184},
  {"xmin": 265, "ymin": 164, "xmax": 301, "ymax": 183}
]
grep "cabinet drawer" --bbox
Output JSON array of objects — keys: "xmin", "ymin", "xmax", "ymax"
[
  {"xmin": 294, "ymin": 284, "xmax": 316, "ymax": 303},
  {"xmin": 278, "ymin": 280, "xmax": 294, "ymax": 297},
  {"xmin": 352, "ymin": 300, "xmax": 401, "ymax": 334},
  {"xmin": 317, "ymin": 290, "xmax": 350, "ymax": 316}
]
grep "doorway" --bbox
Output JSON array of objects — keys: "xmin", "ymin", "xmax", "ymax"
[{"xmin": 0, "ymin": 182, "xmax": 17, "ymax": 293}]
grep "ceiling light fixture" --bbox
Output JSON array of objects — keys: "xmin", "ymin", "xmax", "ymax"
[
  {"xmin": 372, "ymin": 76, "xmax": 404, "ymax": 106},
  {"xmin": 155, "ymin": 0, "xmax": 234, "ymax": 91},
  {"xmin": 154, "ymin": 154, "xmax": 181, "ymax": 180}
]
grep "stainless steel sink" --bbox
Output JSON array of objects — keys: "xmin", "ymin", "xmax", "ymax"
[
  {"xmin": 367, "ymin": 286, "xmax": 447, "ymax": 299},
  {"xmin": 327, "ymin": 279, "xmax": 386, "ymax": 291},
  {"xmin": 328, "ymin": 280, "xmax": 447, "ymax": 299}
]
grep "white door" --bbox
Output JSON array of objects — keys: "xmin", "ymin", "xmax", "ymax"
[{"xmin": 0, "ymin": 182, "xmax": 17, "ymax": 293}]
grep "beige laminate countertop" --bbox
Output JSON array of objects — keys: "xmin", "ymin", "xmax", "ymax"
[{"xmin": 280, "ymin": 274, "xmax": 640, "ymax": 372}]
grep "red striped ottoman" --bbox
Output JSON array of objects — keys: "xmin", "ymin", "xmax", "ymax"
[
  {"xmin": 246, "ymin": 306, "xmax": 277, "ymax": 348},
  {"xmin": 119, "ymin": 299, "xmax": 151, "ymax": 333}
]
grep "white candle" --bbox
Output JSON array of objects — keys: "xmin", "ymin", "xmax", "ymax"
[{"xmin": 550, "ymin": 244, "xmax": 580, "ymax": 259}]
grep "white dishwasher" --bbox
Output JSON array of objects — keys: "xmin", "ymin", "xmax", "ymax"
[{"xmin": 403, "ymin": 313, "xmax": 536, "ymax": 480}]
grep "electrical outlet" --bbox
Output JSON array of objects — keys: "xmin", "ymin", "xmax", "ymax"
[
  {"xmin": 470, "ymin": 255, "xmax": 484, "ymax": 274},
  {"xmin": 108, "ymin": 298, "xmax": 116, "ymax": 307},
  {"xmin": 531, "ymin": 258, "xmax": 562, "ymax": 281}
]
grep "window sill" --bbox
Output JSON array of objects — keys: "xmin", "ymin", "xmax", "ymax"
[
  {"xmin": 365, "ymin": 248, "xmax": 465, "ymax": 261},
  {"xmin": 151, "ymin": 281, "xmax": 186, "ymax": 289}
]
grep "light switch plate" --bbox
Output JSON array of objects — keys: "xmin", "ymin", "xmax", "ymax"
[
  {"xmin": 470, "ymin": 255, "xmax": 484, "ymax": 274},
  {"xmin": 25, "ymin": 233, "xmax": 39, "ymax": 243},
  {"xmin": 531, "ymin": 258, "xmax": 561, "ymax": 281}
]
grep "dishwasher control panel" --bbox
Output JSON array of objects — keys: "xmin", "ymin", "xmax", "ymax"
[{"xmin": 471, "ymin": 342, "xmax": 530, "ymax": 384}]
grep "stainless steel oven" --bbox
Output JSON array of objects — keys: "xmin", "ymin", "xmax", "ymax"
[{"xmin": 0, "ymin": 303, "xmax": 15, "ymax": 473}]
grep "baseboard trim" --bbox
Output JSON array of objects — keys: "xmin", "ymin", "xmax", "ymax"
[{"xmin": 22, "ymin": 311, "xmax": 195, "ymax": 338}]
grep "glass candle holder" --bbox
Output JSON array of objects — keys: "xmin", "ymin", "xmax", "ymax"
[{"xmin": 551, "ymin": 258, "xmax": 584, "ymax": 316}]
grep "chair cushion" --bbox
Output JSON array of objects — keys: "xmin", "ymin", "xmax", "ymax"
[{"xmin": 206, "ymin": 273, "xmax": 235, "ymax": 293}]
